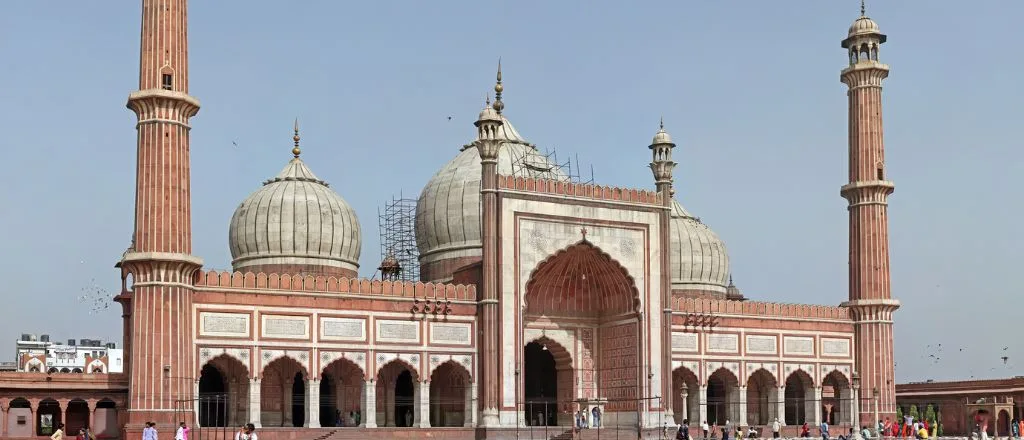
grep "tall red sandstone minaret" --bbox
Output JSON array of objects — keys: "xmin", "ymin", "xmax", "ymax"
[
  {"xmin": 839, "ymin": 1, "xmax": 900, "ymax": 425},
  {"xmin": 118, "ymin": 0, "xmax": 202, "ymax": 429}
]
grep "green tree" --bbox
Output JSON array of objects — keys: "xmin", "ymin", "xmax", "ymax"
[
  {"xmin": 924, "ymin": 405, "xmax": 937, "ymax": 424},
  {"xmin": 909, "ymin": 405, "xmax": 920, "ymax": 422},
  {"xmin": 896, "ymin": 406, "xmax": 904, "ymax": 423}
]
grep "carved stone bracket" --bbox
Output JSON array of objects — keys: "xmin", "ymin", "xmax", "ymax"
[
  {"xmin": 410, "ymin": 298, "xmax": 452, "ymax": 320},
  {"xmin": 680, "ymin": 312, "xmax": 720, "ymax": 332}
]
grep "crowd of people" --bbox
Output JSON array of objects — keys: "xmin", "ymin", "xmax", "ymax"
[{"xmin": 671, "ymin": 416, "xmax": 947, "ymax": 440}]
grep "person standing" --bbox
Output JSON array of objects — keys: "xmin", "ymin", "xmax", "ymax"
[
  {"xmin": 821, "ymin": 420, "xmax": 830, "ymax": 440},
  {"xmin": 725, "ymin": 419, "xmax": 733, "ymax": 440},
  {"xmin": 677, "ymin": 419, "xmax": 691, "ymax": 440},
  {"xmin": 50, "ymin": 422, "xmax": 66, "ymax": 440},
  {"xmin": 143, "ymin": 422, "xmax": 158, "ymax": 440},
  {"xmin": 702, "ymin": 420, "xmax": 710, "ymax": 440},
  {"xmin": 772, "ymin": 418, "xmax": 782, "ymax": 439}
]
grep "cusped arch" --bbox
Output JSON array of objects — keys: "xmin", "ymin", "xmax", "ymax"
[
  {"xmin": 525, "ymin": 335, "xmax": 573, "ymax": 368},
  {"xmin": 24, "ymin": 358, "xmax": 42, "ymax": 372},
  {"xmin": 784, "ymin": 368, "xmax": 815, "ymax": 387},
  {"xmin": 707, "ymin": 366, "xmax": 740, "ymax": 386},
  {"xmin": 203, "ymin": 353, "xmax": 251, "ymax": 379},
  {"xmin": 322, "ymin": 355, "xmax": 365, "ymax": 379},
  {"xmin": 747, "ymin": 367, "xmax": 779, "ymax": 386},
  {"xmin": 261, "ymin": 354, "xmax": 309, "ymax": 379},
  {"xmin": 428, "ymin": 355, "xmax": 473, "ymax": 380},
  {"xmin": 524, "ymin": 240, "xmax": 641, "ymax": 317},
  {"xmin": 88, "ymin": 359, "xmax": 106, "ymax": 373},
  {"xmin": 430, "ymin": 359, "xmax": 472, "ymax": 382},
  {"xmin": 821, "ymin": 368, "xmax": 850, "ymax": 387},
  {"xmin": 376, "ymin": 358, "xmax": 421, "ymax": 381}
]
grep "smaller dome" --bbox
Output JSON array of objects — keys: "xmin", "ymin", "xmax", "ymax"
[
  {"xmin": 477, "ymin": 104, "xmax": 501, "ymax": 124},
  {"xmin": 848, "ymin": 16, "xmax": 880, "ymax": 38},
  {"xmin": 652, "ymin": 127, "xmax": 673, "ymax": 145}
]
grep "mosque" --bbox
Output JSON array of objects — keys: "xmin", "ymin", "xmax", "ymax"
[{"xmin": 0, "ymin": 1, "xmax": 900, "ymax": 439}]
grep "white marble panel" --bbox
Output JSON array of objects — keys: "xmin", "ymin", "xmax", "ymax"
[
  {"xmin": 261, "ymin": 315, "xmax": 310, "ymax": 339},
  {"xmin": 320, "ymin": 317, "xmax": 366, "ymax": 342},
  {"xmin": 706, "ymin": 334, "xmax": 739, "ymax": 353},
  {"xmin": 783, "ymin": 336, "xmax": 814, "ymax": 355},
  {"xmin": 376, "ymin": 319, "xmax": 421, "ymax": 344},
  {"xmin": 199, "ymin": 312, "xmax": 250, "ymax": 338},
  {"xmin": 672, "ymin": 332, "xmax": 698, "ymax": 352},
  {"xmin": 430, "ymin": 322, "xmax": 472, "ymax": 345},
  {"xmin": 745, "ymin": 335, "xmax": 778, "ymax": 355},
  {"xmin": 821, "ymin": 338, "xmax": 851, "ymax": 357}
]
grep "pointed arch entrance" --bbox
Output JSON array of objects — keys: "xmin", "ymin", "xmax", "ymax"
[
  {"xmin": 261, "ymin": 356, "xmax": 308, "ymax": 427},
  {"xmin": 198, "ymin": 354, "xmax": 250, "ymax": 427},
  {"xmin": 523, "ymin": 240, "xmax": 642, "ymax": 427}
]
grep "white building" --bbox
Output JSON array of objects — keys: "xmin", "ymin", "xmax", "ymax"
[{"xmin": 15, "ymin": 334, "xmax": 123, "ymax": 374}]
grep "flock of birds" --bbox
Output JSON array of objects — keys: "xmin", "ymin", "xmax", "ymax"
[
  {"xmin": 907, "ymin": 343, "xmax": 1014, "ymax": 379},
  {"xmin": 77, "ymin": 260, "xmax": 113, "ymax": 315}
]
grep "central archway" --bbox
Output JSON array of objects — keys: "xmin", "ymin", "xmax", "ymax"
[{"xmin": 523, "ymin": 240, "xmax": 642, "ymax": 427}]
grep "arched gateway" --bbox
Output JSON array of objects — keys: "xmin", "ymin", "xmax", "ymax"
[{"xmin": 521, "ymin": 240, "xmax": 642, "ymax": 427}]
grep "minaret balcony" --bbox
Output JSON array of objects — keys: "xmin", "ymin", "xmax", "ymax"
[
  {"xmin": 840, "ymin": 180, "xmax": 895, "ymax": 205},
  {"xmin": 126, "ymin": 89, "xmax": 201, "ymax": 124}
]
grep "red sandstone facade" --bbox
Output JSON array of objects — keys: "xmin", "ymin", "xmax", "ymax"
[
  {"xmin": 0, "ymin": 2, "xmax": 900, "ymax": 439},
  {"xmin": 897, "ymin": 377, "xmax": 1024, "ymax": 436}
]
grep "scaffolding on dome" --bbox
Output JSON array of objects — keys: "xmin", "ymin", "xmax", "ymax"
[
  {"xmin": 508, "ymin": 146, "xmax": 595, "ymax": 185},
  {"xmin": 377, "ymin": 192, "xmax": 420, "ymax": 282}
]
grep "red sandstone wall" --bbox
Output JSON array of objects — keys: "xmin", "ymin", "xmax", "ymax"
[{"xmin": 497, "ymin": 175, "xmax": 663, "ymax": 206}]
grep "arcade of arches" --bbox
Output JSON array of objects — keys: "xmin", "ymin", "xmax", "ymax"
[
  {"xmin": 194, "ymin": 355, "xmax": 473, "ymax": 428},
  {"xmin": 521, "ymin": 241, "xmax": 641, "ymax": 427},
  {"xmin": 671, "ymin": 367, "xmax": 856, "ymax": 428},
  {"xmin": 0, "ymin": 397, "xmax": 120, "ymax": 438}
]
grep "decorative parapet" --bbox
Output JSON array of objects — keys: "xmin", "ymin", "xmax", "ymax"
[
  {"xmin": 672, "ymin": 297, "xmax": 850, "ymax": 320},
  {"xmin": 496, "ymin": 175, "xmax": 663, "ymax": 206},
  {"xmin": 194, "ymin": 270, "xmax": 476, "ymax": 301}
]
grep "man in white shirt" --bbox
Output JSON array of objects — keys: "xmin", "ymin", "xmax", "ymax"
[{"xmin": 773, "ymin": 418, "xmax": 782, "ymax": 439}]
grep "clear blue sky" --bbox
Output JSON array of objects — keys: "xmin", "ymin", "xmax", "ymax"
[{"xmin": 0, "ymin": 1, "xmax": 1019, "ymax": 383}]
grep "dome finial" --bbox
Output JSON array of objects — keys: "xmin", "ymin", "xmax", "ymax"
[
  {"xmin": 292, "ymin": 118, "xmax": 301, "ymax": 158},
  {"xmin": 492, "ymin": 58, "xmax": 505, "ymax": 114},
  {"xmin": 860, "ymin": 0, "xmax": 866, "ymax": 16},
  {"xmin": 659, "ymin": 116, "xmax": 664, "ymax": 130}
]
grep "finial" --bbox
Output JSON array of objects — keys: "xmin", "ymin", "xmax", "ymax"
[
  {"xmin": 659, "ymin": 116, "xmax": 665, "ymax": 130},
  {"xmin": 728, "ymin": 274, "xmax": 735, "ymax": 286},
  {"xmin": 486, "ymin": 92, "xmax": 491, "ymax": 106},
  {"xmin": 860, "ymin": 0, "xmax": 866, "ymax": 16},
  {"xmin": 492, "ymin": 58, "xmax": 505, "ymax": 114},
  {"xmin": 292, "ymin": 118, "xmax": 301, "ymax": 158}
]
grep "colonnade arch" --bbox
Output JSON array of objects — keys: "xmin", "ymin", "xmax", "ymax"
[
  {"xmin": 376, "ymin": 359, "xmax": 420, "ymax": 427},
  {"xmin": 429, "ymin": 360, "xmax": 472, "ymax": 427},
  {"xmin": 784, "ymin": 370, "xmax": 815, "ymax": 425},
  {"xmin": 821, "ymin": 370, "xmax": 852, "ymax": 425},
  {"xmin": 319, "ymin": 357, "xmax": 364, "ymax": 427},
  {"xmin": 747, "ymin": 368, "xmax": 779, "ymax": 426},
  {"xmin": 197, "ymin": 354, "xmax": 250, "ymax": 427},
  {"xmin": 3, "ymin": 396, "xmax": 120, "ymax": 437},
  {"xmin": 671, "ymin": 366, "xmax": 700, "ymax": 425},
  {"xmin": 261, "ymin": 356, "xmax": 308, "ymax": 427},
  {"xmin": 707, "ymin": 368, "xmax": 740, "ymax": 425}
]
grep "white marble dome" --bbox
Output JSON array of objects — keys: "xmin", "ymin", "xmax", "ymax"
[
  {"xmin": 229, "ymin": 157, "xmax": 361, "ymax": 275},
  {"xmin": 669, "ymin": 198, "xmax": 730, "ymax": 293},
  {"xmin": 415, "ymin": 114, "xmax": 565, "ymax": 281}
]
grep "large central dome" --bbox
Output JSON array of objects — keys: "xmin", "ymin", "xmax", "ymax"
[
  {"xmin": 414, "ymin": 112, "xmax": 565, "ymax": 282},
  {"xmin": 228, "ymin": 129, "xmax": 361, "ymax": 278}
]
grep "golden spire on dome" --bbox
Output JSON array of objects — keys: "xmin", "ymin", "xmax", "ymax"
[
  {"xmin": 492, "ymin": 58, "xmax": 504, "ymax": 114},
  {"xmin": 292, "ymin": 118, "xmax": 301, "ymax": 158}
]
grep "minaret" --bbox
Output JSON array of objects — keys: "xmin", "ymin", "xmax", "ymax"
[
  {"xmin": 119, "ymin": 0, "xmax": 203, "ymax": 429},
  {"xmin": 839, "ymin": 1, "xmax": 900, "ymax": 426},
  {"xmin": 649, "ymin": 119, "xmax": 676, "ymax": 421},
  {"xmin": 475, "ymin": 62, "xmax": 505, "ymax": 427}
]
